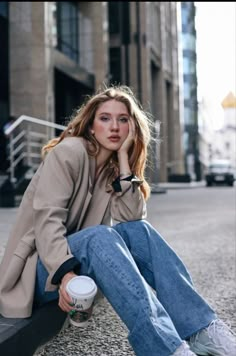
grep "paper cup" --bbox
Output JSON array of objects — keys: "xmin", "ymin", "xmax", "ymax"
[{"xmin": 66, "ymin": 276, "xmax": 97, "ymax": 327}]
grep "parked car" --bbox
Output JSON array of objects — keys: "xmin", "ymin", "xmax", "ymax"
[{"xmin": 205, "ymin": 160, "xmax": 235, "ymax": 187}]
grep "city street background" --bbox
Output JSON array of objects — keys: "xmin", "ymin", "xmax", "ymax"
[{"xmin": 0, "ymin": 185, "xmax": 235, "ymax": 355}]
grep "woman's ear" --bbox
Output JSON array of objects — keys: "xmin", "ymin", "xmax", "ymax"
[{"xmin": 90, "ymin": 129, "xmax": 95, "ymax": 135}]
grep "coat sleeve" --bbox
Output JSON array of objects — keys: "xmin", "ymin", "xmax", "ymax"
[
  {"xmin": 109, "ymin": 176, "xmax": 147, "ymax": 223},
  {"xmin": 32, "ymin": 141, "xmax": 86, "ymax": 291}
]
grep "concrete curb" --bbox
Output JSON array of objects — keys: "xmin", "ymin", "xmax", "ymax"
[{"xmin": 151, "ymin": 181, "xmax": 206, "ymax": 192}]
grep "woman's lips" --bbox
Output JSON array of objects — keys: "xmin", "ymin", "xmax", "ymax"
[{"xmin": 108, "ymin": 136, "xmax": 120, "ymax": 142}]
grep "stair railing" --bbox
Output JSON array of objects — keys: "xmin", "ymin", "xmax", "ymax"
[{"xmin": 5, "ymin": 115, "xmax": 66, "ymax": 184}]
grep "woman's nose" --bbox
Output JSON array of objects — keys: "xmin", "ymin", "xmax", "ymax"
[{"xmin": 110, "ymin": 118, "xmax": 119, "ymax": 130}]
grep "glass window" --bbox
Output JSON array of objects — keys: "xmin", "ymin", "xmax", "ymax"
[
  {"xmin": 108, "ymin": 2, "xmax": 121, "ymax": 34},
  {"xmin": 0, "ymin": 2, "xmax": 8, "ymax": 18},
  {"xmin": 184, "ymin": 107, "xmax": 195, "ymax": 126},
  {"xmin": 183, "ymin": 57, "xmax": 196, "ymax": 74},
  {"xmin": 181, "ymin": 5, "xmax": 188, "ymax": 27},
  {"xmin": 109, "ymin": 47, "xmax": 121, "ymax": 85},
  {"xmin": 184, "ymin": 81, "xmax": 191, "ymax": 99},
  {"xmin": 182, "ymin": 33, "xmax": 196, "ymax": 51},
  {"xmin": 183, "ymin": 131, "xmax": 189, "ymax": 151},
  {"xmin": 57, "ymin": 2, "xmax": 79, "ymax": 63},
  {"xmin": 149, "ymin": 3, "xmax": 161, "ymax": 50}
]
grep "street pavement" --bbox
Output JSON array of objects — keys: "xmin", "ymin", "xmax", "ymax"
[{"xmin": 0, "ymin": 184, "xmax": 235, "ymax": 355}]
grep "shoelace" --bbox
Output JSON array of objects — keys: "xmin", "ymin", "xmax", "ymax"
[{"xmin": 207, "ymin": 319, "xmax": 236, "ymax": 341}]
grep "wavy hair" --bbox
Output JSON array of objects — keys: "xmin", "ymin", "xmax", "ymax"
[{"xmin": 42, "ymin": 85, "xmax": 155, "ymax": 200}]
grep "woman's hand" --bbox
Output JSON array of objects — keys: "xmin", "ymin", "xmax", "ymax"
[
  {"xmin": 58, "ymin": 271, "xmax": 77, "ymax": 312},
  {"xmin": 117, "ymin": 118, "xmax": 136, "ymax": 176},
  {"xmin": 118, "ymin": 118, "xmax": 136, "ymax": 154}
]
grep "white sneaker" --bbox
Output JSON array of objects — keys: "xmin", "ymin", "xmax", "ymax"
[
  {"xmin": 188, "ymin": 319, "xmax": 236, "ymax": 355},
  {"xmin": 172, "ymin": 341, "xmax": 197, "ymax": 355}
]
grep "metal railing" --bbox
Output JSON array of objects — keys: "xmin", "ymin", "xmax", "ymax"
[{"xmin": 5, "ymin": 115, "xmax": 66, "ymax": 184}]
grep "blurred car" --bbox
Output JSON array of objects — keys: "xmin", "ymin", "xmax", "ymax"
[{"xmin": 205, "ymin": 160, "xmax": 235, "ymax": 187}]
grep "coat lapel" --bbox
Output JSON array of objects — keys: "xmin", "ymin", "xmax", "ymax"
[{"xmin": 81, "ymin": 166, "xmax": 112, "ymax": 229}]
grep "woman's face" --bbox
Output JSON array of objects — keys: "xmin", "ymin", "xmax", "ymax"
[{"xmin": 91, "ymin": 99, "xmax": 130, "ymax": 154}]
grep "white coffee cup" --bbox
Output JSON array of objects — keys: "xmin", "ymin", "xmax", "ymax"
[{"xmin": 66, "ymin": 276, "xmax": 97, "ymax": 327}]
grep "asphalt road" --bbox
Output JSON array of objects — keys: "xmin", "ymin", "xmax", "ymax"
[
  {"xmin": 147, "ymin": 186, "xmax": 236, "ymax": 333},
  {"xmin": 0, "ymin": 185, "xmax": 235, "ymax": 355}
]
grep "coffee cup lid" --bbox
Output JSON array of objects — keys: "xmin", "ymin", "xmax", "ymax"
[{"xmin": 66, "ymin": 276, "xmax": 97, "ymax": 299}]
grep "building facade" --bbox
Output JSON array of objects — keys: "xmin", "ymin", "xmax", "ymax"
[
  {"xmin": 180, "ymin": 2, "xmax": 201, "ymax": 181},
  {"xmin": 1, "ymin": 1, "xmax": 184, "ymax": 184},
  {"xmin": 9, "ymin": 2, "xmax": 108, "ymax": 125},
  {"xmin": 213, "ymin": 92, "xmax": 236, "ymax": 170},
  {"xmin": 198, "ymin": 92, "xmax": 236, "ymax": 177},
  {"xmin": 108, "ymin": 2, "xmax": 184, "ymax": 182},
  {"xmin": 0, "ymin": 2, "xmax": 9, "ymax": 172}
]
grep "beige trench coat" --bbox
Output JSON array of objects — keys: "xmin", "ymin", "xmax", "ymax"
[{"xmin": 0, "ymin": 137, "xmax": 146, "ymax": 318}]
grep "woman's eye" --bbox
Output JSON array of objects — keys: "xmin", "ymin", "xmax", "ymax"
[
  {"xmin": 100, "ymin": 116, "xmax": 110, "ymax": 121},
  {"xmin": 119, "ymin": 117, "xmax": 129, "ymax": 123}
]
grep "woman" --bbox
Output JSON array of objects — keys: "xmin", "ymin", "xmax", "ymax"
[{"xmin": 0, "ymin": 85, "xmax": 235, "ymax": 356}]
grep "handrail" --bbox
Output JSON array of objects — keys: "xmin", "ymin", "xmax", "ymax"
[
  {"xmin": 6, "ymin": 115, "xmax": 67, "ymax": 184},
  {"xmin": 5, "ymin": 115, "xmax": 66, "ymax": 136},
  {"xmin": 12, "ymin": 129, "xmax": 26, "ymax": 145}
]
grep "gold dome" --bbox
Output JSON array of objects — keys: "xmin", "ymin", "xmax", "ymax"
[{"xmin": 221, "ymin": 91, "xmax": 236, "ymax": 108}]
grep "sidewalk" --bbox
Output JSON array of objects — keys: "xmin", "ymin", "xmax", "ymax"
[
  {"xmin": 152, "ymin": 180, "xmax": 205, "ymax": 192},
  {"xmin": 0, "ymin": 186, "xmax": 235, "ymax": 355},
  {"xmin": 0, "ymin": 181, "xmax": 206, "ymax": 260}
]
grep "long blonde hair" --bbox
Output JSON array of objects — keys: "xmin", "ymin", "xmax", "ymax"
[{"xmin": 42, "ymin": 85, "xmax": 154, "ymax": 200}]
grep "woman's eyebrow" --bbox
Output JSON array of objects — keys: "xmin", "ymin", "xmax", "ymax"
[
  {"xmin": 97, "ymin": 112, "xmax": 111, "ymax": 116},
  {"xmin": 97, "ymin": 112, "xmax": 129, "ymax": 116}
]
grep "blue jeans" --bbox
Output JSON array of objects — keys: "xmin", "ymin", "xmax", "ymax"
[{"xmin": 34, "ymin": 220, "xmax": 217, "ymax": 356}]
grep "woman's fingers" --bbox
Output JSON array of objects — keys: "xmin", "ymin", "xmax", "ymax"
[
  {"xmin": 59, "ymin": 295, "xmax": 73, "ymax": 312},
  {"xmin": 118, "ymin": 117, "xmax": 136, "ymax": 153},
  {"xmin": 58, "ymin": 285, "xmax": 74, "ymax": 312},
  {"xmin": 57, "ymin": 272, "xmax": 78, "ymax": 312}
]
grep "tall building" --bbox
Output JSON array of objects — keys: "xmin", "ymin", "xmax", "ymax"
[
  {"xmin": 9, "ymin": 2, "xmax": 108, "ymax": 125},
  {"xmin": 1, "ymin": 1, "xmax": 184, "ymax": 190},
  {"xmin": 198, "ymin": 92, "xmax": 236, "ymax": 177},
  {"xmin": 180, "ymin": 2, "xmax": 201, "ymax": 181},
  {"xmin": 108, "ymin": 2, "xmax": 184, "ymax": 183},
  {"xmin": 214, "ymin": 92, "xmax": 236, "ymax": 168},
  {"xmin": 1, "ymin": 1, "xmax": 109, "ymax": 185}
]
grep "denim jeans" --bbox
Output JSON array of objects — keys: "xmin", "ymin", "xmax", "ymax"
[{"xmin": 34, "ymin": 220, "xmax": 217, "ymax": 356}]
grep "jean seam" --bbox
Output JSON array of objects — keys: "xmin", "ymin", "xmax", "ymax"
[
  {"xmin": 131, "ymin": 251, "xmax": 153, "ymax": 272},
  {"xmin": 128, "ymin": 310, "xmax": 182, "ymax": 356}
]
